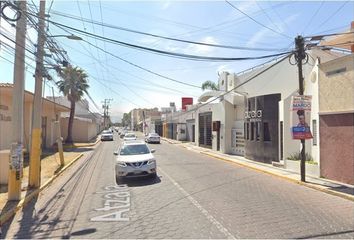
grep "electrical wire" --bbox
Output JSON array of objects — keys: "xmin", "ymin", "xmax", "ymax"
[
  {"xmin": 301, "ymin": 1, "xmax": 324, "ymax": 35},
  {"xmin": 315, "ymin": 1, "xmax": 349, "ymax": 29},
  {"xmin": 46, "ymin": 8, "xmax": 287, "ymax": 52},
  {"xmin": 173, "ymin": 54, "xmax": 291, "ymax": 117},
  {"xmin": 16, "ymin": 5, "xmax": 293, "ymax": 60},
  {"xmin": 225, "ymin": 0, "xmax": 292, "ymax": 39},
  {"xmin": 47, "ymin": 20, "xmax": 293, "ymax": 62}
]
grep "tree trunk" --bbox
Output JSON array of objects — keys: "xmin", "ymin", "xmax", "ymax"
[{"xmin": 66, "ymin": 99, "xmax": 76, "ymax": 143}]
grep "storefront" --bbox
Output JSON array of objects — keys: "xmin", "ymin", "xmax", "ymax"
[{"xmin": 244, "ymin": 94, "xmax": 281, "ymax": 163}]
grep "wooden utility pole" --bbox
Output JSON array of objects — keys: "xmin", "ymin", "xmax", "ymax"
[{"xmin": 295, "ymin": 35, "xmax": 307, "ymax": 182}]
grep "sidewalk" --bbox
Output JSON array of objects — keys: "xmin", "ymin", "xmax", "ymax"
[
  {"xmin": 162, "ymin": 137, "xmax": 354, "ymax": 201},
  {"xmin": 0, "ymin": 140, "xmax": 99, "ymax": 226}
]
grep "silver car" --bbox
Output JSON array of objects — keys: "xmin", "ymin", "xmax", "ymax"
[
  {"xmin": 101, "ymin": 130, "xmax": 114, "ymax": 141},
  {"xmin": 114, "ymin": 140, "xmax": 157, "ymax": 180},
  {"xmin": 145, "ymin": 133, "xmax": 160, "ymax": 144},
  {"xmin": 123, "ymin": 132, "xmax": 137, "ymax": 141}
]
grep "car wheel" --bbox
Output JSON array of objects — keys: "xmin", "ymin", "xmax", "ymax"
[
  {"xmin": 150, "ymin": 172, "xmax": 157, "ymax": 179},
  {"xmin": 116, "ymin": 176, "xmax": 124, "ymax": 184}
]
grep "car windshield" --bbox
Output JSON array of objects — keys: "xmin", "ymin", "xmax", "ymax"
[
  {"xmin": 102, "ymin": 130, "xmax": 111, "ymax": 134},
  {"xmin": 120, "ymin": 144, "xmax": 150, "ymax": 155},
  {"xmin": 125, "ymin": 134, "xmax": 135, "ymax": 138},
  {"xmin": 150, "ymin": 133, "xmax": 159, "ymax": 137}
]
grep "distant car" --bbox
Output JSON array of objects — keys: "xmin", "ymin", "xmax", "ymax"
[
  {"xmin": 114, "ymin": 140, "xmax": 157, "ymax": 180},
  {"xmin": 120, "ymin": 130, "xmax": 127, "ymax": 138},
  {"xmin": 101, "ymin": 130, "xmax": 114, "ymax": 141},
  {"xmin": 145, "ymin": 133, "xmax": 160, "ymax": 144},
  {"xmin": 123, "ymin": 133, "xmax": 137, "ymax": 141}
]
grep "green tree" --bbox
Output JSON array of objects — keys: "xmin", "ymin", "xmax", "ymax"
[
  {"xmin": 121, "ymin": 112, "xmax": 131, "ymax": 127},
  {"xmin": 201, "ymin": 80, "xmax": 218, "ymax": 91},
  {"xmin": 57, "ymin": 66, "xmax": 89, "ymax": 143}
]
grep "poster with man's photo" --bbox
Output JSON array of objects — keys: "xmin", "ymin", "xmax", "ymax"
[{"xmin": 291, "ymin": 95, "xmax": 313, "ymax": 140}]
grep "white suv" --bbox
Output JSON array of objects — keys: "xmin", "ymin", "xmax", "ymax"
[{"xmin": 114, "ymin": 140, "xmax": 157, "ymax": 181}]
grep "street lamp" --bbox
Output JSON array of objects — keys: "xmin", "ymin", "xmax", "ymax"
[{"xmin": 49, "ymin": 34, "xmax": 83, "ymax": 41}]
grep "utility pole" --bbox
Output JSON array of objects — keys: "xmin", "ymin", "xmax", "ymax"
[
  {"xmin": 8, "ymin": 0, "xmax": 27, "ymax": 201},
  {"xmin": 102, "ymin": 99, "xmax": 112, "ymax": 129},
  {"xmin": 29, "ymin": 0, "xmax": 46, "ymax": 188},
  {"xmin": 295, "ymin": 35, "xmax": 307, "ymax": 182}
]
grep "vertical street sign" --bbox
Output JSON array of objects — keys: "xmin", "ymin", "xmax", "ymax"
[{"xmin": 291, "ymin": 95, "xmax": 313, "ymax": 140}]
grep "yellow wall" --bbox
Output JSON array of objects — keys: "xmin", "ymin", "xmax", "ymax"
[
  {"xmin": 319, "ymin": 54, "xmax": 354, "ymax": 113},
  {"xmin": 0, "ymin": 89, "xmax": 67, "ymax": 151}
]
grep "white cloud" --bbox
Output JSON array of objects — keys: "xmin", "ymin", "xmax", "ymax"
[
  {"xmin": 162, "ymin": 1, "xmax": 171, "ymax": 10},
  {"xmin": 186, "ymin": 36, "xmax": 218, "ymax": 55},
  {"xmin": 217, "ymin": 64, "xmax": 233, "ymax": 74},
  {"xmin": 238, "ymin": 1, "xmax": 257, "ymax": 13},
  {"xmin": 246, "ymin": 13, "xmax": 300, "ymax": 47}
]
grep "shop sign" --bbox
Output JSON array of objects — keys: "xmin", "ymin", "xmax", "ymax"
[
  {"xmin": 245, "ymin": 110, "xmax": 262, "ymax": 122},
  {"xmin": 291, "ymin": 95, "xmax": 313, "ymax": 140}
]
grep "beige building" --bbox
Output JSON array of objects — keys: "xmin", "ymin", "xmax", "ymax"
[
  {"xmin": 0, "ymin": 83, "xmax": 69, "ymax": 151},
  {"xmin": 318, "ymin": 54, "xmax": 354, "ymax": 184},
  {"xmin": 47, "ymin": 96, "xmax": 103, "ymax": 142}
]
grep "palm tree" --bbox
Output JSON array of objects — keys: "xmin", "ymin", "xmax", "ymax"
[
  {"xmin": 201, "ymin": 80, "xmax": 218, "ymax": 91},
  {"xmin": 56, "ymin": 66, "xmax": 89, "ymax": 143}
]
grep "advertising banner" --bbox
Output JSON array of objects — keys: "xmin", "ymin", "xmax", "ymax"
[{"xmin": 291, "ymin": 95, "xmax": 313, "ymax": 140}]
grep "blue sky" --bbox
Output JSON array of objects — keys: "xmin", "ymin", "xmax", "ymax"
[{"xmin": 0, "ymin": 1, "xmax": 353, "ymax": 121}]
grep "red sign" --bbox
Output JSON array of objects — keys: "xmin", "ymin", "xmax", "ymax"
[{"xmin": 182, "ymin": 97, "xmax": 193, "ymax": 111}]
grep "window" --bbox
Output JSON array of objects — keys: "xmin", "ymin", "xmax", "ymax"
[
  {"xmin": 250, "ymin": 122, "xmax": 254, "ymax": 141},
  {"xmin": 312, "ymin": 120, "xmax": 317, "ymax": 146},
  {"xmin": 263, "ymin": 122, "xmax": 271, "ymax": 141},
  {"xmin": 256, "ymin": 122, "xmax": 261, "ymax": 141},
  {"xmin": 244, "ymin": 123, "xmax": 248, "ymax": 140}
]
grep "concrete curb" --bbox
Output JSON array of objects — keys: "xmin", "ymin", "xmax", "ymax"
[
  {"xmin": 0, "ymin": 153, "xmax": 84, "ymax": 226},
  {"xmin": 63, "ymin": 139, "xmax": 100, "ymax": 149},
  {"xmin": 163, "ymin": 139, "xmax": 353, "ymax": 202},
  {"xmin": 201, "ymin": 151, "xmax": 354, "ymax": 202}
]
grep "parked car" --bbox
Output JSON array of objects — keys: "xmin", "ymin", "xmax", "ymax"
[
  {"xmin": 120, "ymin": 130, "xmax": 127, "ymax": 138},
  {"xmin": 123, "ymin": 133, "xmax": 137, "ymax": 141},
  {"xmin": 101, "ymin": 130, "xmax": 114, "ymax": 141},
  {"xmin": 114, "ymin": 140, "xmax": 157, "ymax": 180},
  {"xmin": 145, "ymin": 133, "xmax": 160, "ymax": 144}
]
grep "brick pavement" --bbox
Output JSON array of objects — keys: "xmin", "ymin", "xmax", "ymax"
[{"xmin": 1, "ymin": 135, "xmax": 353, "ymax": 239}]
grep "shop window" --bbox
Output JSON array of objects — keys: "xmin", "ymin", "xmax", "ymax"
[
  {"xmin": 263, "ymin": 122, "xmax": 271, "ymax": 141},
  {"xmin": 312, "ymin": 120, "xmax": 317, "ymax": 146},
  {"xmin": 256, "ymin": 122, "xmax": 261, "ymax": 141},
  {"xmin": 250, "ymin": 122, "xmax": 254, "ymax": 141}
]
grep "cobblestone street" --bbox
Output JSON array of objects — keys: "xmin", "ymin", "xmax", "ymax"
[{"xmin": 1, "ymin": 134, "xmax": 353, "ymax": 239}]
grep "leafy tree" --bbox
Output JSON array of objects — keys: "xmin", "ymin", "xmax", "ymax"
[
  {"xmin": 57, "ymin": 66, "xmax": 89, "ymax": 143},
  {"xmin": 201, "ymin": 80, "xmax": 218, "ymax": 91},
  {"xmin": 121, "ymin": 112, "xmax": 131, "ymax": 127}
]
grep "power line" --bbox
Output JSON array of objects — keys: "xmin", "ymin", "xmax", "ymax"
[
  {"xmin": 315, "ymin": 1, "xmax": 349, "ymax": 29},
  {"xmin": 174, "ymin": 54, "xmax": 291, "ymax": 117},
  {"xmin": 19, "ymin": 5, "xmax": 293, "ymax": 61},
  {"xmin": 47, "ymin": 20, "xmax": 292, "ymax": 61},
  {"xmin": 255, "ymin": 1, "xmax": 283, "ymax": 33},
  {"xmin": 55, "ymin": 38, "xmax": 199, "ymax": 96},
  {"xmin": 46, "ymin": 8, "xmax": 287, "ymax": 52},
  {"xmin": 301, "ymin": 1, "xmax": 324, "ymax": 35},
  {"xmin": 225, "ymin": 0, "xmax": 292, "ymax": 39}
]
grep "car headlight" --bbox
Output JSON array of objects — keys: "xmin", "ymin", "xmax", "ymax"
[
  {"xmin": 117, "ymin": 161, "xmax": 127, "ymax": 167},
  {"xmin": 147, "ymin": 159, "xmax": 156, "ymax": 165}
]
